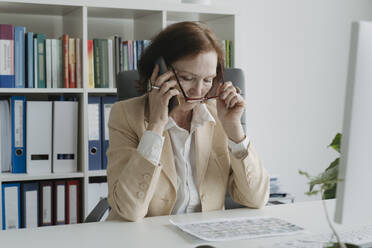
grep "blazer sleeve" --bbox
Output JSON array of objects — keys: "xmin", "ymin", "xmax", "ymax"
[
  {"xmin": 228, "ymin": 142, "xmax": 270, "ymax": 208},
  {"xmin": 106, "ymin": 102, "xmax": 162, "ymax": 222}
]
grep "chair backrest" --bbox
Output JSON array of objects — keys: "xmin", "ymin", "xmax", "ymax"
[
  {"xmin": 84, "ymin": 197, "xmax": 110, "ymax": 223},
  {"xmin": 116, "ymin": 68, "xmax": 247, "ymax": 209}
]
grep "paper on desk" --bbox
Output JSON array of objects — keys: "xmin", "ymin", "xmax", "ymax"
[
  {"xmin": 170, "ymin": 216, "xmax": 305, "ymax": 242},
  {"xmin": 259, "ymin": 239, "xmax": 328, "ymax": 248}
]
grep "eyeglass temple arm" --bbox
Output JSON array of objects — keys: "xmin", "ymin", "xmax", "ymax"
[{"xmin": 170, "ymin": 66, "xmax": 188, "ymax": 98}]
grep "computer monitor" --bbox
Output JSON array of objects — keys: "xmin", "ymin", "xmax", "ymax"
[{"xmin": 334, "ymin": 21, "xmax": 372, "ymax": 225}]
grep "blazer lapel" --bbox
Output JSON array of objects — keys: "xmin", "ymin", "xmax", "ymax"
[
  {"xmin": 195, "ymin": 121, "xmax": 215, "ymax": 189},
  {"xmin": 160, "ymin": 131, "xmax": 177, "ymax": 191}
]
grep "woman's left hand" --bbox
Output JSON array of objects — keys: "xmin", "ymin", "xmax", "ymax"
[{"xmin": 216, "ymin": 81, "xmax": 246, "ymax": 143}]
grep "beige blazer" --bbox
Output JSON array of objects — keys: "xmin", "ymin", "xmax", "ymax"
[{"xmin": 106, "ymin": 95, "xmax": 269, "ymax": 222}]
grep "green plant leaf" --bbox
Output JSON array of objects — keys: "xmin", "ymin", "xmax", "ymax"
[
  {"xmin": 305, "ymin": 190, "xmax": 319, "ymax": 196},
  {"xmin": 326, "ymin": 158, "xmax": 339, "ymax": 171},
  {"xmin": 328, "ymin": 133, "xmax": 342, "ymax": 153},
  {"xmin": 298, "ymin": 170, "xmax": 311, "ymax": 179}
]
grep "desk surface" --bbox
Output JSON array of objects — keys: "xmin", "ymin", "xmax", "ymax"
[{"xmin": 0, "ymin": 200, "xmax": 353, "ymax": 248}]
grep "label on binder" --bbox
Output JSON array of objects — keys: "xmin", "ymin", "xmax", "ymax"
[
  {"xmin": 14, "ymin": 100, "xmax": 23, "ymax": 148},
  {"xmin": 57, "ymin": 185, "xmax": 65, "ymax": 222},
  {"xmin": 0, "ymin": 40, "xmax": 13, "ymax": 75},
  {"xmin": 25, "ymin": 190, "xmax": 38, "ymax": 227},
  {"xmin": 69, "ymin": 185, "xmax": 77, "ymax": 224},
  {"xmin": 104, "ymin": 103, "xmax": 113, "ymax": 140},
  {"xmin": 88, "ymin": 104, "xmax": 99, "ymax": 140},
  {"xmin": 4, "ymin": 186, "xmax": 19, "ymax": 229},
  {"xmin": 43, "ymin": 186, "xmax": 51, "ymax": 223}
]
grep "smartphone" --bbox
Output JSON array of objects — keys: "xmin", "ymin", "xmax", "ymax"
[{"xmin": 154, "ymin": 57, "xmax": 179, "ymax": 113}]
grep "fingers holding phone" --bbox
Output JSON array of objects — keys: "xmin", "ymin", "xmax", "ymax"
[{"xmin": 147, "ymin": 64, "xmax": 180, "ymax": 135}]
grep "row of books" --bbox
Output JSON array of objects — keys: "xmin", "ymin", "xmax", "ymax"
[
  {"xmin": 87, "ymin": 38, "xmax": 151, "ymax": 89},
  {"xmin": 87, "ymin": 96, "xmax": 117, "ymax": 171},
  {"xmin": 1, "ymin": 179, "xmax": 81, "ymax": 230},
  {"xmin": 87, "ymin": 38, "xmax": 233, "ymax": 89},
  {"xmin": 0, "ymin": 24, "xmax": 81, "ymax": 88},
  {"xmin": 0, "ymin": 98, "xmax": 78, "ymax": 174}
]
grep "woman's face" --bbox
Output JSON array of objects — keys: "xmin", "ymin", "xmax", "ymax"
[{"xmin": 172, "ymin": 51, "xmax": 218, "ymax": 111}]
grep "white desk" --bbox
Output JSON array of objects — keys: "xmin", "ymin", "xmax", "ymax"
[{"xmin": 0, "ymin": 200, "xmax": 356, "ymax": 248}]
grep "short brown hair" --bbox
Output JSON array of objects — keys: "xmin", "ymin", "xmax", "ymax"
[{"xmin": 137, "ymin": 21, "xmax": 224, "ymax": 94}]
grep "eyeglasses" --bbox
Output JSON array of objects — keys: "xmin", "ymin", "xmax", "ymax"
[{"xmin": 170, "ymin": 64, "xmax": 224, "ymax": 103}]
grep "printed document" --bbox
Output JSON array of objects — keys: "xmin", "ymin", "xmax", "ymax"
[{"xmin": 170, "ymin": 216, "xmax": 305, "ymax": 242}]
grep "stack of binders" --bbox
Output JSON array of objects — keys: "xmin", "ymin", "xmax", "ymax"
[
  {"xmin": 88, "ymin": 96, "xmax": 117, "ymax": 171},
  {"xmin": 1, "ymin": 179, "xmax": 81, "ymax": 230},
  {"xmin": 0, "ymin": 97, "xmax": 79, "ymax": 175}
]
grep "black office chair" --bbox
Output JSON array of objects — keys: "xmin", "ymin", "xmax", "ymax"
[{"xmin": 84, "ymin": 197, "xmax": 110, "ymax": 223}]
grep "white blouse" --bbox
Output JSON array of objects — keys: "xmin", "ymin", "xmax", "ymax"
[{"xmin": 137, "ymin": 103, "xmax": 248, "ymax": 214}]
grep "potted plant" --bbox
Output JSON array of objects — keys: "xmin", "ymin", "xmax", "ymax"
[{"xmin": 299, "ymin": 133, "xmax": 359, "ymax": 248}]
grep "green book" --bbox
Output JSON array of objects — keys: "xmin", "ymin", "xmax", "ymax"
[
  {"xmin": 93, "ymin": 39, "xmax": 102, "ymax": 88},
  {"xmin": 35, "ymin": 34, "xmax": 46, "ymax": 88},
  {"xmin": 229, "ymin": 40, "xmax": 233, "ymax": 68},
  {"xmin": 101, "ymin": 39, "xmax": 109, "ymax": 88}
]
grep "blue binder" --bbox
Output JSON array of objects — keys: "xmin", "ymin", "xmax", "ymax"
[
  {"xmin": 21, "ymin": 182, "xmax": 39, "ymax": 228},
  {"xmin": 26, "ymin": 32, "xmax": 34, "ymax": 88},
  {"xmin": 14, "ymin": 26, "xmax": 26, "ymax": 88},
  {"xmin": 88, "ymin": 96, "xmax": 102, "ymax": 170},
  {"xmin": 11, "ymin": 96, "xmax": 26, "ymax": 173},
  {"xmin": 101, "ymin": 96, "xmax": 117, "ymax": 170},
  {"xmin": 2, "ymin": 183, "xmax": 21, "ymax": 230}
]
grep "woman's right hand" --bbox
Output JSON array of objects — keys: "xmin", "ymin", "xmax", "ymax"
[{"xmin": 147, "ymin": 64, "xmax": 180, "ymax": 136}]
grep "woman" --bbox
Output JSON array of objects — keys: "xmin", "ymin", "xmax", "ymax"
[{"xmin": 106, "ymin": 22, "xmax": 269, "ymax": 222}]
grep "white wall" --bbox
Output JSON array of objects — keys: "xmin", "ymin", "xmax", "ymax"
[
  {"xmin": 229, "ymin": 0, "xmax": 372, "ymax": 201},
  {"xmin": 164, "ymin": 0, "xmax": 372, "ymax": 201}
]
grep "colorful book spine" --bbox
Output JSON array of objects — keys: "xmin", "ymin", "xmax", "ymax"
[
  {"xmin": 51, "ymin": 39, "xmax": 58, "ymax": 88},
  {"xmin": 45, "ymin": 39, "xmax": 52, "ymax": 88},
  {"xmin": 35, "ymin": 33, "xmax": 46, "ymax": 88},
  {"xmin": 221, "ymin": 40, "xmax": 226, "ymax": 68},
  {"xmin": 118, "ymin": 37, "xmax": 123, "ymax": 72},
  {"xmin": 0, "ymin": 24, "xmax": 15, "ymax": 88},
  {"xmin": 133, "ymin": 40, "xmax": 137, "ymax": 70},
  {"xmin": 122, "ymin": 41, "xmax": 128, "ymax": 71},
  {"xmin": 108, "ymin": 39, "xmax": 114, "ymax": 88},
  {"xmin": 101, "ymin": 39, "xmax": 109, "ymax": 88},
  {"xmin": 128, "ymin": 40, "xmax": 133, "ymax": 70},
  {"xmin": 26, "ymin": 32, "xmax": 34, "ymax": 88},
  {"xmin": 68, "ymin": 38, "xmax": 76, "ymax": 88},
  {"xmin": 14, "ymin": 26, "xmax": 26, "ymax": 88},
  {"xmin": 33, "ymin": 38, "xmax": 38, "ymax": 88},
  {"xmin": 93, "ymin": 39, "xmax": 102, "ymax": 88},
  {"xmin": 62, "ymin": 34, "xmax": 69, "ymax": 88},
  {"xmin": 229, "ymin": 40, "xmax": 233, "ymax": 68},
  {"xmin": 87, "ymin": 40, "xmax": 94, "ymax": 88},
  {"xmin": 114, "ymin": 35, "xmax": 120, "ymax": 79},
  {"xmin": 225, "ymin": 40, "xmax": 229, "ymax": 69},
  {"xmin": 75, "ymin": 38, "xmax": 81, "ymax": 88}
]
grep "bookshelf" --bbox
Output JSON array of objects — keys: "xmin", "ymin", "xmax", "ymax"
[{"xmin": 0, "ymin": 0, "xmax": 238, "ymax": 227}]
